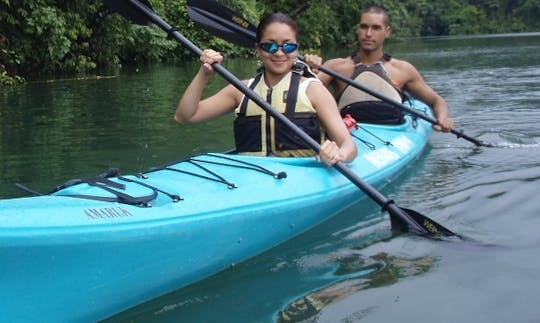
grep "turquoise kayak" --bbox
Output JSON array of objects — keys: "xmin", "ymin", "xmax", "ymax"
[{"xmin": 0, "ymin": 101, "xmax": 433, "ymax": 322}]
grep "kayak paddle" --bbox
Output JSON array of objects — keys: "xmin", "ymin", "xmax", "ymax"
[
  {"xmin": 105, "ymin": 0, "xmax": 458, "ymax": 239},
  {"xmin": 185, "ymin": 0, "xmax": 491, "ymax": 148}
]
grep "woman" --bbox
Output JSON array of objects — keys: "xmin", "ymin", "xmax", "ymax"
[{"xmin": 175, "ymin": 13, "xmax": 357, "ymax": 165}]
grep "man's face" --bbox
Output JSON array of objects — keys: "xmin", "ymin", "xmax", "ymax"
[{"xmin": 357, "ymin": 12, "xmax": 391, "ymax": 52}]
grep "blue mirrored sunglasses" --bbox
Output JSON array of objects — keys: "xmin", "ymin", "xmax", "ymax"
[{"xmin": 258, "ymin": 42, "xmax": 298, "ymax": 54}]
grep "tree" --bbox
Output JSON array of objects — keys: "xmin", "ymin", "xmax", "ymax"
[{"xmin": 1, "ymin": 0, "xmax": 538, "ymax": 85}]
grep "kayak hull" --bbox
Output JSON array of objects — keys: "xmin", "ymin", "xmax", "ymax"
[{"xmin": 0, "ymin": 102, "xmax": 433, "ymax": 322}]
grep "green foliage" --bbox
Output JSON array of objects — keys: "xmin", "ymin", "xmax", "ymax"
[
  {"xmin": 1, "ymin": 0, "xmax": 99, "ymax": 80},
  {"xmin": 443, "ymin": 3, "xmax": 489, "ymax": 35},
  {"xmin": 1, "ymin": 69, "xmax": 24, "ymax": 85},
  {"xmin": 1, "ymin": 0, "xmax": 538, "ymax": 84},
  {"xmin": 405, "ymin": 0, "xmax": 450, "ymax": 35},
  {"xmin": 0, "ymin": 48, "xmax": 24, "ymax": 85}
]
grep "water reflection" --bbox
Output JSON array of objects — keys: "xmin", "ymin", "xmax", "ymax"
[
  {"xmin": 278, "ymin": 252, "xmax": 435, "ymax": 322},
  {"xmin": 0, "ymin": 63, "xmax": 241, "ymax": 198}
]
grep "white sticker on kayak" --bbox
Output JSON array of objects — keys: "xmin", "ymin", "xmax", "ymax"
[
  {"xmin": 364, "ymin": 147, "xmax": 400, "ymax": 169},
  {"xmin": 392, "ymin": 135, "xmax": 413, "ymax": 153}
]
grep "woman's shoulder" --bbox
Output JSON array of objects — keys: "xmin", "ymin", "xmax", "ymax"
[
  {"xmin": 303, "ymin": 76, "xmax": 334, "ymax": 103},
  {"xmin": 301, "ymin": 76, "xmax": 322, "ymax": 83},
  {"xmin": 300, "ymin": 76, "xmax": 323, "ymax": 92}
]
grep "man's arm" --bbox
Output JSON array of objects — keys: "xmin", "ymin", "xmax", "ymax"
[{"xmin": 400, "ymin": 61, "xmax": 454, "ymax": 132}]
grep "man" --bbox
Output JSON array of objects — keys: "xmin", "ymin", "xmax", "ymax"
[{"xmin": 304, "ymin": 5, "xmax": 454, "ymax": 131}]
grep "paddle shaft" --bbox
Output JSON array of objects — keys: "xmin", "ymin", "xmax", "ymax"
[
  {"xmin": 126, "ymin": 0, "xmax": 428, "ymax": 235},
  {"xmin": 186, "ymin": 3, "xmax": 486, "ymax": 147}
]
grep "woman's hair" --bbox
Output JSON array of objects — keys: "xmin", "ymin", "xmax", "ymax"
[{"xmin": 256, "ymin": 12, "xmax": 298, "ymax": 42}]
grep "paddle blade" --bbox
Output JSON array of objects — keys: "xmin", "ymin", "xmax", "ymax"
[
  {"xmin": 104, "ymin": 0, "xmax": 153, "ymax": 25},
  {"xmin": 390, "ymin": 207, "xmax": 456, "ymax": 237},
  {"xmin": 186, "ymin": 0, "xmax": 257, "ymax": 48}
]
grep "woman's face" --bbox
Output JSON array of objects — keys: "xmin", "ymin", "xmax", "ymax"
[{"xmin": 256, "ymin": 22, "xmax": 298, "ymax": 77}]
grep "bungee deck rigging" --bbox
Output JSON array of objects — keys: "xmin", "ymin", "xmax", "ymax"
[
  {"xmin": 16, "ymin": 153, "xmax": 290, "ymax": 207},
  {"xmin": 14, "ymin": 125, "xmax": 403, "ymax": 209},
  {"xmin": 13, "ymin": 118, "xmax": 417, "ymax": 210}
]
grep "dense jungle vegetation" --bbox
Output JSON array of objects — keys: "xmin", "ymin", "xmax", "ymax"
[{"xmin": 1, "ymin": 0, "xmax": 539, "ymax": 85}]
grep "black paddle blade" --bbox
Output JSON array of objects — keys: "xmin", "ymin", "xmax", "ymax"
[
  {"xmin": 186, "ymin": 0, "xmax": 257, "ymax": 48},
  {"xmin": 389, "ymin": 207, "xmax": 456, "ymax": 237},
  {"xmin": 104, "ymin": 0, "xmax": 153, "ymax": 25}
]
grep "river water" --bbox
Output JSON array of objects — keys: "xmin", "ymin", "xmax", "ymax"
[{"xmin": 1, "ymin": 33, "xmax": 539, "ymax": 323}]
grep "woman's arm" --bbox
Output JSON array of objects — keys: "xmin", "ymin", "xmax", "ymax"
[{"xmin": 175, "ymin": 49, "xmax": 241, "ymax": 124}]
